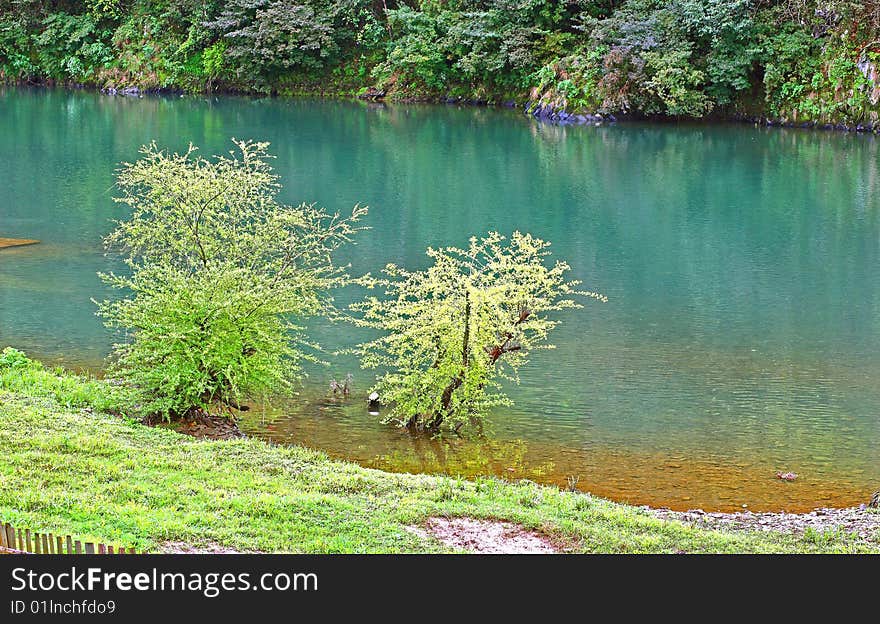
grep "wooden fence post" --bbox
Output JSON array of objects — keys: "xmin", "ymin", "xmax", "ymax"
[{"xmin": 0, "ymin": 521, "xmax": 133, "ymax": 554}]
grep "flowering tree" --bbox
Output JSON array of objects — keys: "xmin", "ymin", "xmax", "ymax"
[
  {"xmin": 97, "ymin": 139, "xmax": 366, "ymax": 419},
  {"xmin": 352, "ymin": 231, "xmax": 606, "ymax": 434}
]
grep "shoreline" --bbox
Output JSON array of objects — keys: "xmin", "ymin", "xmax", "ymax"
[
  {"xmin": 6, "ymin": 80, "xmax": 880, "ymax": 136},
  {"xmin": 0, "ymin": 353, "xmax": 878, "ymax": 552},
  {"xmin": 2, "ymin": 343, "xmax": 876, "ymax": 517},
  {"xmin": 649, "ymin": 505, "xmax": 880, "ymax": 542}
]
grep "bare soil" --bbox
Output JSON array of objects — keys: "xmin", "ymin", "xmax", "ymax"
[
  {"xmin": 158, "ymin": 541, "xmax": 251, "ymax": 554},
  {"xmin": 410, "ymin": 517, "xmax": 559, "ymax": 554}
]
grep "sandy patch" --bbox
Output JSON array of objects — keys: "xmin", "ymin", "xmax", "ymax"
[
  {"xmin": 411, "ymin": 517, "xmax": 559, "ymax": 554},
  {"xmin": 159, "ymin": 541, "xmax": 250, "ymax": 554}
]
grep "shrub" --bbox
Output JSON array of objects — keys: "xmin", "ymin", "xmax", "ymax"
[
  {"xmin": 96, "ymin": 139, "xmax": 366, "ymax": 419},
  {"xmin": 0, "ymin": 347, "xmax": 29, "ymax": 370},
  {"xmin": 351, "ymin": 231, "xmax": 605, "ymax": 434}
]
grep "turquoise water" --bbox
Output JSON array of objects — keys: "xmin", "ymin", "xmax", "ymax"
[{"xmin": 2, "ymin": 87, "xmax": 879, "ymax": 510}]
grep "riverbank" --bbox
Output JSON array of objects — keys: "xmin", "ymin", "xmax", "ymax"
[
  {"xmin": 5, "ymin": 1, "xmax": 880, "ymax": 132},
  {"xmin": 11, "ymin": 80, "xmax": 880, "ymax": 137},
  {"xmin": 650, "ymin": 506, "xmax": 880, "ymax": 543},
  {"xmin": 0, "ymin": 352, "xmax": 877, "ymax": 553}
]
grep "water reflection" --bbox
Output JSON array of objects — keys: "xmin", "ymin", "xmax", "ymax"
[{"xmin": 239, "ymin": 389, "xmax": 868, "ymax": 512}]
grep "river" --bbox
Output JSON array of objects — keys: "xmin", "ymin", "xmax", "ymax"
[{"xmin": 2, "ymin": 86, "xmax": 879, "ymax": 512}]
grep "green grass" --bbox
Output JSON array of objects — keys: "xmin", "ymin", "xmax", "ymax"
[
  {"xmin": 0, "ymin": 348, "xmax": 127, "ymax": 414},
  {"xmin": 0, "ymin": 352, "xmax": 876, "ymax": 553}
]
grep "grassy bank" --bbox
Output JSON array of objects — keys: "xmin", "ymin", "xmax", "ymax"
[{"xmin": 0, "ymin": 355, "xmax": 876, "ymax": 553}]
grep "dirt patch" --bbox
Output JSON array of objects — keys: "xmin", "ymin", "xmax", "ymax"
[
  {"xmin": 0, "ymin": 238, "xmax": 40, "ymax": 250},
  {"xmin": 148, "ymin": 412, "xmax": 245, "ymax": 440},
  {"xmin": 159, "ymin": 541, "xmax": 251, "ymax": 554},
  {"xmin": 0, "ymin": 546, "xmax": 24, "ymax": 554},
  {"xmin": 411, "ymin": 517, "xmax": 559, "ymax": 554}
]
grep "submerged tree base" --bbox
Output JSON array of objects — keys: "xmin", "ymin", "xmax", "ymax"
[{"xmin": 146, "ymin": 409, "xmax": 245, "ymax": 441}]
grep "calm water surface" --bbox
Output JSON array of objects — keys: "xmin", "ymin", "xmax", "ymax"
[{"xmin": 2, "ymin": 87, "xmax": 879, "ymax": 511}]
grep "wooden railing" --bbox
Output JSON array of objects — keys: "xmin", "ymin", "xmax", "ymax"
[{"xmin": 0, "ymin": 520, "xmax": 136, "ymax": 554}]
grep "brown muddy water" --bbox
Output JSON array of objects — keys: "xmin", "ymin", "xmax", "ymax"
[{"xmin": 238, "ymin": 388, "xmax": 870, "ymax": 513}]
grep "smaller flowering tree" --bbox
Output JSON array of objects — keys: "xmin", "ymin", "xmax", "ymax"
[{"xmin": 351, "ymin": 231, "xmax": 606, "ymax": 434}]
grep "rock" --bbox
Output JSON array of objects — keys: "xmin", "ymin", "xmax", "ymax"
[
  {"xmin": 649, "ymin": 504, "xmax": 880, "ymax": 544},
  {"xmin": 368, "ymin": 391, "xmax": 380, "ymax": 412},
  {"xmin": 358, "ymin": 87, "xmax": 386, "ymax": 101}
]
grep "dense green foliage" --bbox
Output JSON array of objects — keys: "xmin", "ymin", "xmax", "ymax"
[
  {"xmin": 96, "ymin": 139, "xmax": 365, "ymax": 419},
  {"xmin": 352, "ymin": 232, "xmax": 605, "ymax": 433},
  {"xmin": 3, "ymin": 1, "xmax": 880, "ymax": 121}
]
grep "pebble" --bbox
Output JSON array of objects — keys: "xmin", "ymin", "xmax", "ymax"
[{"xmin": 650, "ymin": 506, "xmax": 880, "ymax": 543}]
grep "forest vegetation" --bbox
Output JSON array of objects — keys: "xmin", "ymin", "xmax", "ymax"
[{"xmin": 3, "ymin": 1, "xmax": 880, "ymax": 123}]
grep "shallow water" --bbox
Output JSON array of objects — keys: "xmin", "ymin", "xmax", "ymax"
[{"xmin": 2, "ymin": 87, "xmax": 879, "ymax": 511}]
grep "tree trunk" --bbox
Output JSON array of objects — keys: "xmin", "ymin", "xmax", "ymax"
[{"xmin": 429, "ymin": 291, "xmax": 470, "ymax": 431}]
